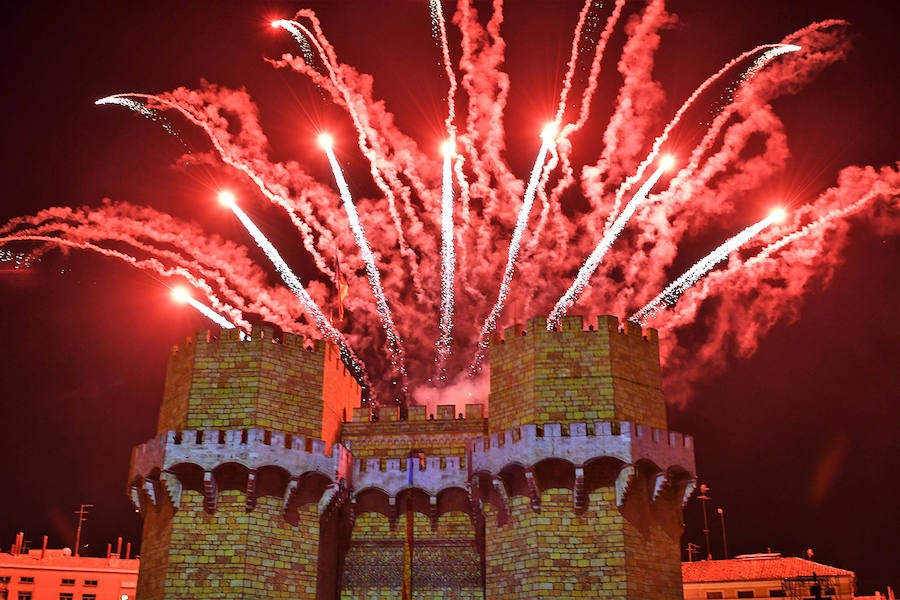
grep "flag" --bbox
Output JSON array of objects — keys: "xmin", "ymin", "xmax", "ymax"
[{"xmin": 334, "ymin": 252, "xmax": 349, "ymax": 322}]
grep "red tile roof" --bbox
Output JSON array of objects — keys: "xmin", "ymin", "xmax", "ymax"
[{"xmin": 682, "ymin": 555, "xmax": 855, "ymax": 584}]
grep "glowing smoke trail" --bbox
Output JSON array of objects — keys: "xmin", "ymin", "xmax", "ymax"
[
  {"xmin": 471, "ymin": 126, "xmax": 556, "ymax": 369},
  {"xmin": 750, "ymin": 193, "xmax": 893, "ymax": 267},
  {"xmin": 430, "ymin": 1, "xmax": 469, "ymax": 325},
  {"xmin": 548, "ymin": 158, "xmax": 672, "ymax": 329},
  {"xmin": 173, "ymin": 287, "xmax": 238, "ymax": 330},
  {"xmin": 631, "ymin": 208, "xmax": 786, "ymax": 324},
  {"xmin": 97, "ymin": 93, "xmax": 338, "ymax": 279},
  {"xmin": 553, "ymin": 0, "xmax": 599, "ymax": 126},
  {"xmin": 319, "ymin": 137, "xmax": 409, "ymax": 387},
  {"xmin": 5, "ymin": 7, "xmax": 886, "ymax": 409},
  {"xmin": 437, "ymin": 141, "xmax": 456, "ymax": 371},
  {"xmin": 0, "ymin": 233, "xmax": 253, "ymax": 333},
  {"xmin": 603, "ymin": 43, "xmax": 801, "ymax": 230},
  {"xmin": 544, "ymin": 0, "xmax": 627, "ymax": 192}
]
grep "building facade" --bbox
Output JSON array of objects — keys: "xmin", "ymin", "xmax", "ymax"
[
  {"xmin": 0, "ymin": 545, "xmax": 138, "ymax": 600},
  {"xmin": 128, "ymin": 314, "xmax": 696, "ymax": 598},
  {"xmin": 682, "ymin": 553, "xmax": 857, "ymax": 599}
]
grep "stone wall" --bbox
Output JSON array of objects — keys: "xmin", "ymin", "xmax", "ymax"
[
  {"xmin": 157, "ymin": 327, "xmax": 360, "ymax": 443},
  {"xmin": 488, "ymin": 315, "xmax": 666, "ymax": 434},
  {"xmin": 147, "ymin": 491, "xmax": 320, "ymax": 599},
  {"xmin": 484, "ymin": 488, "xmax": 627, "ymax": 597}
]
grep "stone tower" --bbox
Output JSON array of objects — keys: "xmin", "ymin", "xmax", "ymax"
[
  {"xmin": 129, "ymin": 326, "xmax": 359, "ymax": 599},
  {"xmin": 128, "ymin": 315, "xmax": 695, "ymax": 598},
  {"xmin": 473, "ymin": 315, "xmax": 695, "ymax": 598}
]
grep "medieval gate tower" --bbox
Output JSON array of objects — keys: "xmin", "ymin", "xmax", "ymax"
[{"xmin": 129, "ymin": 315, "xmax": 696, "ymax": 598}]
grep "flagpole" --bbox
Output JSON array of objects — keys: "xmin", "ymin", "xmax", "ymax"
[{"xmin": 402, "ymin": 452, "xmax": 414, "ymax": 599}]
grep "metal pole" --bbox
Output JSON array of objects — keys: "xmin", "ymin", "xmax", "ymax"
[
  {"xmin": 717, "ymin": 507, "xmax": 729, "ymax": 559},
  {"xmin": 698, "ymin": 485, "xmax": 712, "ymax": 560},
  {"xmin": 73, "ymin": 504, "xmax": 94, "ymax": 557}
]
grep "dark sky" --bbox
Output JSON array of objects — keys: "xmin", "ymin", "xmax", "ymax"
[{"xmin": 0, "ymin": 0, "xmax": 896, "ymax": 593}]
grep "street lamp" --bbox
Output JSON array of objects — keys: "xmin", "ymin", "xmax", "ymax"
[{"xmin": 717, "ymin": 507, "xmax": 729, "ymax": 559}]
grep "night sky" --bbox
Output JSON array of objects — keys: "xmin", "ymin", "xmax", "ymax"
[{"xmin": 1, "ymin": 1, "xmax": 896, "ymax": 593}]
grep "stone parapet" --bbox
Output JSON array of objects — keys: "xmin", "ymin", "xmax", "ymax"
[
  {"xmin": 130, "ymin": 429, "xmax": 350, "ymax": 485},
  {"xmin": 470, "ymin": 421, "xmax": 695, "ymax": 475},
  {"xmin": 352, "ymin": 455, "xmax": 468, "ymax": 498}
]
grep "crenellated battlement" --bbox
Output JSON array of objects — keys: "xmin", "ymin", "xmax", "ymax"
[
  {"xmin": 352, "ymin": 454, "xmax": 468, "ymax": 498},
  {"xmin": 351, "ymin": 403, "xmax": 485, "ymax": 423},
  {"xmin": 171, "ymin": 325, "xmax": 329, "ymax": 356},
  {"xmin": 129, "ymin": 428, "xmax": 347, "ymax": 484},
  {"xmin": 489, "ymin": 314, "xmax": 658, "ymax": 346},
  {"xmin": 470, "ymin": 420, "xmax": 694, "ymax": 476}
]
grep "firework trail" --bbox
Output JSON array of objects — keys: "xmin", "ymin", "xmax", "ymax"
[
  {"xmin": 274, "ymin": 17, "xmax": 429, "ymax": 301},
  {"xmin": 93, "ymin": 95, "xmax": 189, "ymax": 152},
  {"xmin": 173, "ymin": 287, "xmax": 238, "ymax": 331},
  {"xmin": 430, "ymin": 0, "xmax": 459, "ymax": 141},
  {"xmin": 218, "ymin": 191, "xmax": 369, "ymax": 378},
  {"xmin": 546, "ymin": 42, "xmax": 802, "ymax": 327},
  {"xmin": 602, "ymin": 43, "xmax": 801, "ymax": 231},
  {"xmin": 653, "ymin": 162, "xmax": 899, "ymax": 404},
  {"xmin": 548, "ymin": 158, "xmax": 672, "ymax": 329},
  {"xmin": 471, "ymin": 127, "xmax": 556, "ymax": 370},
  {"xmin": 631, "ymin": 208, "xmax": 786, "ymax": 324},
  {"xmin": 437, "ymin": 141, "xmax": 456, "ymax": 371},
  {"xmin": 319, "ymin": 138, "xmax": 408, "ymax": 387},
  {"xmin": 526, "ymin": 0, "xmax": 627, "ymax": 258},
  {"xmin": 544, "ymin": 0, "xmax": 627, "ymax": 195},
  {"xmin": 0, "ymin": 233, "xmax": 254, "ymax": 333}
]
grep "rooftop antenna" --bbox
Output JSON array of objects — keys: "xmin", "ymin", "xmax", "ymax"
[
  {"xmin": 686, "ymin": 542, "xmax": 700, "ymax": 562},
  {"xmin": 73, "ymin": 503, "xmax": 94, "ymax": 557}
]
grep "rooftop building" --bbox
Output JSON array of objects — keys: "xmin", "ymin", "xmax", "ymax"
[
  {"xmin": 0, "ymin": 541, "xmax": 138, "ymax": 600},
  {"xmin": 682, "ymin": 553, "xmax": 856, "ymax": 599}
]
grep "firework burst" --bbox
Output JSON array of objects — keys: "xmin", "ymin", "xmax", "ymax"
[{"xmin": 2, "ymin": 2, "xmax": 897, "ymax": 408}]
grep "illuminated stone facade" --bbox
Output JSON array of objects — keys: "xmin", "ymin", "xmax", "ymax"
[{"xmin": 129, "ymin": 315, "xmax": 695, "ymax": 598}]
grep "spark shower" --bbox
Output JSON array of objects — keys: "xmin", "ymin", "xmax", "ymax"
[{"xmin": 1, "ymin": 1, "xmax": 897, "ymax": 406}]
